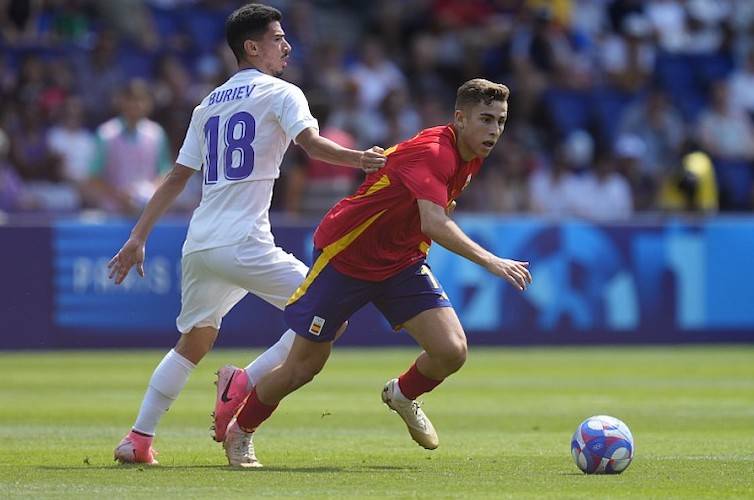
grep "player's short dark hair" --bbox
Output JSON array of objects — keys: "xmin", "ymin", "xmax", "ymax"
[
  {"xmin": 226, "ymin": 3, "xmax": 282, "ymax": 62},
  {"xmin": 455, "ymin": 79, "xmax": 509, "ymax": 110}
]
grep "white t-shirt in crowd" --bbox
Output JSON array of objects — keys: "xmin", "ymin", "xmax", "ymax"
[
  {"xmin": 47, "ymin": 127, "xmax": 97, "ymax": 182},
  {"xmin": 177, "ymin": 68, "xmax": 318, "ymax": 256}
]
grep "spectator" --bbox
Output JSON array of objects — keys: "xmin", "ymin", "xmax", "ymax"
[
  {"xmin": 619, "ymin": 87, "xmax": 685, "ymax": 180},
  {"xmin": 310, "ymin": 40, "xmax": 350, "ymax": 101},
  {"xmin": 659, "ymin": 144, "xmax": 719, "ymax": 213},
  {"xmin": 599, "ymin": 14, "xmax": 655, "ymax": 93},
  {"xmin": 13, "ymin": 54, "xmax": 46, "ymax": 106},
  {"xmin": 74, "ymin": 30, "xmax": 125, "ymax": 126},
  {"xmin": 151, "ymin": 55, "xmax": 194, "ymax": 153},
  {"xmin": 2, "ymin": 1, "xmax": 754, "ymax": 215},
  {"xmin": 0, "ymin": 0, "xmax": 46, "ymax": 45},
  {"xmin": 328, "ymin": 79, "xmax": 385, "ymax": 148},
  {"xmin": 529, "ymin": 130, "xmax": 593, "ymax": 217},
  {"xmin": 285, "ymin": 103, "xmax": 360, "ymax": 216},
  {"xmin": 0, "ymin": 127, "xmax": 27, "ymax": 212},
  {"xmin": 348, "ymin": 37, "xmax": 406, "ymax": 113},
  {"xmin": 87, "ymin": 79, "xmax": 172, "ymax": 214},
  {"xmin": 378, "ymin": 87, "xmax": 422, "ymax": 147},
  {"xmin": 579, "ymin": 153, "xmax": 634, "ymax": 221},
  {"xmin": 697, "ymin": 81, "xmax": 754, "ymax": 209},
  {"xmin": 471, "ymin": 133, "xmax": 532, "ymax": 213},
  {"xmin": 46, "ymin": 96, "xmax": 97, "ymax": 206},
  {"xmin": 645, "ymin": 0, "xmax": 687, "ymax": 53},
  {"xmin": 614, "ymin": 134, "xmax": 656, "ymax": 211},
  {"xmin": 8, "ymin": 104, "xmax": 78, "ymax": 210},
  {"xmin": 683, "ymin": 0, "xmax": 729, "ymax": 55},
  {"xmin": 697, "ymin": 80, "xmax": 754, "ymax": 159},
  {"xmin": 728, "ymin": 47, "xmax": 754, "ymax": 117}
]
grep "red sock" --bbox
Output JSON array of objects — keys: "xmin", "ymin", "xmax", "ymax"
[
  {"xmin": 397, "ymin": 362, "xmax": 443, "ymax": 400},
  {"xmin": 236, "ymin": 389, "xmax": 278, "ymax": 432}
]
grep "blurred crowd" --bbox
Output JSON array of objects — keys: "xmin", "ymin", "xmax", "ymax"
[{"xmin": 2, "ymin": 0, "xmax": 754, "ymax": 219}]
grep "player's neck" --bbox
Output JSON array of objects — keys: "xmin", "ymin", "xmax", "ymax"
[
  {"xmin": 450, "ymin": 124, "xmax": 477, "ymax": 162},
  {"xmin": 238, "ymin": 61, "xmax": 266, "ymax": 75},
  {"xmin": 455, "ymin": 135, "xmax": 477, "ymax": 162}
]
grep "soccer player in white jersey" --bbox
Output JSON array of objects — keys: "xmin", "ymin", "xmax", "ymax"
[{"xmin": 108, "ymin": 3, "xmax": 385, "ymax": 465}]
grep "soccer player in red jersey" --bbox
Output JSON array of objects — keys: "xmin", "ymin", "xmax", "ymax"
[{"xmin": 220, "ymin": 79, "xmax": 532, "ymax": 465}]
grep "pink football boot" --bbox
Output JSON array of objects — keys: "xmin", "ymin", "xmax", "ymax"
[
  {"xmin": 212, "ymin": 365, "xmax": 251, "ymax": 442},
  {"xmin": 113, "ymin": 430, "xmax": 159, "ymax": 464}
]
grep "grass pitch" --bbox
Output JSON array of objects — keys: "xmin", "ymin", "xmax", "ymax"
[{"xmin": 1, "ymin": 346, "xmax": 753, "ymax": 499}]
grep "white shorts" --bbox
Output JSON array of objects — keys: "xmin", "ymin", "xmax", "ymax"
[{"xmin": 175, "ymin": 241, "xmax": 309, "ymax": 334}]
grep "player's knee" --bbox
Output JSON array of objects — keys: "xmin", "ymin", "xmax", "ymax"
[
  {"xmin": 435, "ymin": 335, "xmax": 467, "ymax": 374},
  {"xmin": 445, "ymin": 337, "xmax": 468, "ymax": 372},
  {"xmin": 175, "ymin": 327, "xmax": 217, "ymax": 364}
]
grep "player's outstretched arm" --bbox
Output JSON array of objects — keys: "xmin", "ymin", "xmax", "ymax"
[
  {"xmin": 107, "ymin": 164, "xmax": 195, "ymax": 284},
  {"xmin": 295, "ymin": 127, "xmax": 386, "ymax": 173},
  {"xmin": 417, "ymin": 199, "xmax": 532, "ymax": 291}
]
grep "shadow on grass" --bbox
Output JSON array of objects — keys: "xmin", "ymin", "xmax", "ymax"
[
  {"xmin": 38, "ymin": 465, "xmax": 229, "ymax": 471},
  {"xmin": 261, "ymin": 465, "xmax": 414, "ymax": 473},
  {"xmin": 39, "ymin": 464, "xmax": 415, "ymax": 474}
]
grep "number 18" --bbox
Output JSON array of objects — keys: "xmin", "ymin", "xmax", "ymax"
[{"xmin": 203, "ymin": 111, "xmax": 256, "ymax": 184}]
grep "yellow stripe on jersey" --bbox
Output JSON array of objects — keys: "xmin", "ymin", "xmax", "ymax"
[
  {"xmin": 287, "ymin": 209, "xmax": 388, "ymax": 306},
  {"xmin": 350, "ymin": 174, "xmax": 391, "ymax": 200},
  {"xmin": 383, "ymin": 145, "xmax": 398, "ymax": 156},
  {"xmin": 419, "ymin": 241, "xmax": 430, "ymax": 254}
]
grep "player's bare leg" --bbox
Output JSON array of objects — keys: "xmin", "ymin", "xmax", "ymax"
[
  {"xmin": 382, "ymin": 307, "xmax": 467, "ymax": 450},
  {"xmin": 223, "ymin": 325, "xmax": 345, "ymax": 467},
  {"xmin": 175, "ymin": 326, "xmax": 218, "ymax": 364},
  {"xmin": 402, "ymin": 307, "xmax": 467, "ymax": 381}
]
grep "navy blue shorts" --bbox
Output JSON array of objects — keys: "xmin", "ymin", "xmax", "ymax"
[{"xmin": 284, "ymin": 250, "xmax": 452, "ymax": 343}]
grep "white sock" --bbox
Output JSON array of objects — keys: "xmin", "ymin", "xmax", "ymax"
[
  {"xmin": 244, "ymin": 328, "xmax": 296, "ymax": 388},
  {"xmin": 132, "ymin": 349, "xmax": 196, "ymax": 436}
]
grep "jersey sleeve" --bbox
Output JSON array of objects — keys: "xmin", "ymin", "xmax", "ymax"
[
  {"xmin": 393, "ymin": 143, "xmax": 455, "ymax": 206},
  {"xmin": 176, "ymin": 107, "xmax": 203, "ymax": 170},
  {"xmin": 279, "ymin": 85, "xmax": 318, "ymax": 144}
]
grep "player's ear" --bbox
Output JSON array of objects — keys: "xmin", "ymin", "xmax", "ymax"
[
  {"xmin": 454, "ymin": 109, "xmax": 465, "ymax": 129},
  {"xmin": 243, "ymin": 39, "xmax": 259, "ymax": 58}
]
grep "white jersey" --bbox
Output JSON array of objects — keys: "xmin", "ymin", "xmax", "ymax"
[{"xmin": 177, "ymin": 68, "xmax": 318, "ymax": 256}]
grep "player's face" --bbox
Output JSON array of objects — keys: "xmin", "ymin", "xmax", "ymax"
[
  {"xmin": 121, "ymin": 92, "xmax": 152, "ymax": 122},
  {"xmin": 253, "ymin": 21, "xmax": 291, "ymax": 77},
  {"xmin": 456, "ymin": 100, "xmax": 508, "ymax": 159}
]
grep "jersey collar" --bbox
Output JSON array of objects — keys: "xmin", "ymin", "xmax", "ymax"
[{"xmin": 235, "ymin": 67, "xmax": 263, "ymax": 76}]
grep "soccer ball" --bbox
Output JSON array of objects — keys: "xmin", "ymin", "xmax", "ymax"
[{"xmin": 571, "ymin": 415, "xmax": 634, "ymax": 474}]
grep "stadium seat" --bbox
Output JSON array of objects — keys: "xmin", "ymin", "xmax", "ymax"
[
  {"xmin": 149, "ymin": 6, "xmax": 181, "ymax": 41},
  {"xmin": 712, "ymin": 158, "xmax": 754, "ymax": 210},
  {"xmin": 590, "ymin": 86, "xmax": 637, "ymax": 146},
  {"xmin": 182, "ymin": 7, "xmax": 229, "ymax": 53},
  {"xmin": 117, "ymin": 42, "xmax": 157, "ymax": 79},
  {"xmin": 543, "ymin": 87, "xmax": 591, "ymax": 137},
  {"xmin": 693, "ymin": 52, "xmax": 734, "ymax": 87}
]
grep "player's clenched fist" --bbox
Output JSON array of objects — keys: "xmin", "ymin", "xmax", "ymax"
[
  {"xmin": 359, "ymin": 146, "xmax": 386, "ymax": 173},
  {"xmin": 107, "ymin": 237, "xmax": 146, "ymax": 285},
  {"xmin": 485, "ymin": 257, "xmax": 532, "ymax": 291}
]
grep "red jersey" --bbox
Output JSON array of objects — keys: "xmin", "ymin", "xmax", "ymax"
[{"xmin": 313, "ymin": 124, "xmax": 483, "ymax": 281}]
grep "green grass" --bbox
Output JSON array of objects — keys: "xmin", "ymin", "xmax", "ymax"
[{"xmin": 1, "ymin": 347, "xmax": 753, "ymax": 499}]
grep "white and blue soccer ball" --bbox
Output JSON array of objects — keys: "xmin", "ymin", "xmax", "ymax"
[{"xmin": 571, "ymin": 415, "xmax": 634, "ymax": 474}]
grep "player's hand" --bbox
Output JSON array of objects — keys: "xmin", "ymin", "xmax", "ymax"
[
  {"xmin": 359, "ymin": 146, "xmax": 386, "ymax": 173},
  {"xmin": 446, "ymin": 200, "xmax": 457, "ymax": 216},
  {"xmin": 107, "ymin": 237, "xmax": 146, "ymax": 285},
  {"xmin": 485, "ymin": 257, "xmax": 532, "ymax": 291}
]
